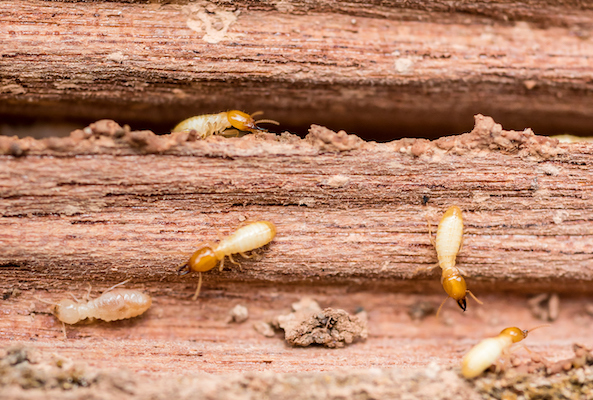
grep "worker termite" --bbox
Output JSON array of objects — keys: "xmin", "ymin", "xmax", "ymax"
[
  {"xmin": 36, "ymin": 281, "xmax": 152, "ymax": 334},
  {"xmin": 178, "ymin": 221, "xmax": 277, "ymax": 300},
  {"xmin": 428, "ymin": 206, "xmax": 482, "ymax": 316},
  {"xmin": 461, "ymin": 325, "xmax": 549, "ymax": 378},
  {"xmin": 172, "ymin": 110, "xmax": 279, "ymax": 138}
]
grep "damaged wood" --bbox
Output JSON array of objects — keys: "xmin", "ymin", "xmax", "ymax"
[
  {"xmin": 3, "ymin": 341, "xmax": 593, "ymax": 399},
  {"xmin": 0, "ymin": 115, "xmax": 592, "ymax": 295},
  {"xmin": 1, "ymin": 1, "xmax": 593, "ymax": 136}
]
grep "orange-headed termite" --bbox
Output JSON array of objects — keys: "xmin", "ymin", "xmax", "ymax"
[
  {"xmin": 461, "ymin": 325, "xmax": 549, "ymax": 378},
  {"xmin": 172, "ymin": 110, "xmax": 279, "ymax": 138},
  {"xmin": 430, "ymin": 206, "xmax": 482, "ymax": 316},
  {"xmin": 178, "ymin": 221, "xmax": 276, "ymax": 300}
]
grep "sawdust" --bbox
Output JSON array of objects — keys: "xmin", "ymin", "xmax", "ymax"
[
  {"xmin": 3, "ymin": 344, "xmax": 593, "ymax": 399},
  {"xmin": 183, "ymin": 1, "xmax": 239, "ymax": 44},
  {"xmin": 527, "ymin": 293, "xmax": 560, "ymax": 322},
  {"xmin": 226, "ymin": 304, "xmax": 249, "ymax": 323},
  {"xmin": 390, "ymin": 114, "xmax": 564, "ymax": 161},
  {"xmin": 0, "ymin": 345, "xmax": 97, "ymax": 390},
  {"xmin": 434, "ymin": 114, "xmax": 562, "ymax": 160},
  {"xmin": 470, "ymin": 344, "xmax": 593, "ymax": 399},
  {"xmin": 271, "ymin": 298, "xmax": 367, "ymax": 348},
  {"xmin": 0, "ymin": 115, "xmax": 567, "ymax": 161},
  {"xmin": 305, "ymin": 124, "xmax": 364, "ymax": 152}
]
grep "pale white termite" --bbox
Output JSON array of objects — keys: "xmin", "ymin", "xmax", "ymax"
[
  {"xmin": 53, "ymin": 288, "xmax": 152, "ymax": 324},
  {"xmin": 178, "ymin": 221, "xmax": 277, "ymax": 300},
  {"xmin": 461, "ymin": 325, "xmax": 548, "ymax": 378},
  {"xmin": 172, "ymin": 110, "xmax": 279, "ymax": 138},
  {"xmin": 36, "ymin": 282, "xmax": 152, "ymax": 338},
  {"xmin": 430, "ymin": 206, "xmax": 482, "ymax": 316}
]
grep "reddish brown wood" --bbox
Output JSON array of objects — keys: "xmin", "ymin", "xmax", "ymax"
[
  {"xmin": 1, "ymin": 115, "xmax": 592, "ymax": 293},
  {"xmin": 1, "ymin": 116, "xmax": 593, "ymax": 398},
  {"xmin": 1, "ymin": 1, "xmax": 593, "ymax": 138}
]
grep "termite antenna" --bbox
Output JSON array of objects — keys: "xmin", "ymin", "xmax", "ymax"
[
  {"xmin": 67, "ymin": 292, "xmax": 80, "ymax": 303},
  {"xmin": 191, "ymin": 272, "xmax": 203, "ymax": 301},
  {"xmin": 177, "ymin": 262, "xmax": 191, "ymax": 276},
  {"xmin": 254, "ymin": 119, "xmax": 280, "ymax": 126},
  {"xmin": 34, "ymin": 295, "xmax": 57, "ymax": 306},
  {"xmin": 103, "ymin": 278, "xmax": 132, "ymax": 294},
  {"xmin": 467, "ymin": 290, "xmax": 483, "ymax": 305},
  {"xmin": 525, "ymin": 324, "xmax": 551, "ymax": 335},
  {"xmin": 436, "ymin": 296, "xmax": 449, "ymax": 318},
  {"xmin": 250, "ymin": 111, "xmax": 264, "ymax": 118}
]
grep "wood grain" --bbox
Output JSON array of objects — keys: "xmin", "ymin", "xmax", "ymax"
[
  {"xmin": 1, "ymin": 116, "xmax": 592, "ymax": 294},
  {"xmin": 2, "ymin": 1, "xmax": 593, "ymax": 137},
  {"xmin": 2, "ymin": 117, "xmax": 593, "ymax": 398}
]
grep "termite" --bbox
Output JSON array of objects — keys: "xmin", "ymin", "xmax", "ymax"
[
  {"xmin": 429, "ymin": 206, "xmax": 482, "ymax": 316},
  {"xmin": 37, "ymin": 281, "xmax": 152, "ymax": 327},
  {"xmin": 461, "ymin": 325, "xmax": 549, "ymax": 378},
  {"xmin": 172, "ymin": 110, "xmax": 279, "ymax": 138},
  {"xmin": 178, "ymin": 221, "xmax": 277, "ymax": 300}
]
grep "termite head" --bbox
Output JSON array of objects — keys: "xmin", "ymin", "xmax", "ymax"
[
  {"xmin": 501, "ymin": 324, "xmax": 550, "ymax": 343},
  {"xmin": 178, "ymin": 245, "xmax": 219, "ymax": 275},
  {"xmin": 442, "ymin": 271, "xmax": 468, "ymax": 311},
  {"xmin": 227, "ymin": 110, "xmax": 279, "ymax": 133},
  {"xmin": 54, "ymin": 299, "xmax": 81, "ymax": 324},
  {"xmin": 500, "ymin": 327, "xmax": 528, "ymax": 343}
]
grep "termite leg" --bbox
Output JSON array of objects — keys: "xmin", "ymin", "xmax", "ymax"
[
  {"xmin": 510, "ymin": 344, "xmax": 533, "ymax": 355},
  {"xmin": 467, "ymin": 290, "xmax": 483, "ymax": 305},
  {"xmin": 413, "ymin": 263, "xmax": 440, "ymax": 276},
  {"xmin": 218, "ymin": 257, "xmax": 226, "ymax": 272},
  {"xmin": 436, "ymin": 296, "xmax": 450, "ymax": 318},
  {"xmin": 191, "ymin": 272, "xmax": 204, "ymax": 301},
  {"xmin": 426, "ymin": 214, "xmax": 436, "ymax": 247},
  {"xmin": 84, "ymin": 283, "xmax": 92, "ymax": 301},
  {"xmin": 228, "ymin": 254, "xmax": 242, "ymax": 270},
  {"xmin": 220, "ymin": 128, "xmax": 241, "ymax": 138},
  {"xmin": 61, "ymin": 322, "xmax": 67, "ymax": 340},
  {"xmin": 239, "ymin": 252, "xmax": 252, "ymax": 259}
]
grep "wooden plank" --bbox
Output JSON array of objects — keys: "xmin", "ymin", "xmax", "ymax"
[
  {"xmin": 1, "ymin": 115, "xmax": 592, "ymax": 294},
  {"xmin": 1, "ymin": 116, "xmax": 593, "ymax": 398},
  {"xmin": 2, "ymin": 1, "xmax": 593, "ymax": 137}
]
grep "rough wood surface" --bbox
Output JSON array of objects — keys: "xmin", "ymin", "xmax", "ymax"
[
  {"xmin": 2, "ymin": 1, "xmax": 593, "ymax": 137},
  {"xmin": 1, "ymin": 115, "xmax": 592, "ymax": 294},
  {"xmin": 2, "ymin": 116, "xmax": 593, "ymax": 398}
]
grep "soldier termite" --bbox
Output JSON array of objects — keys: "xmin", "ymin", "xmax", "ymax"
[
  {"xmin": 178, "ymin": 221, "xmax": 277, "ymax": 300},
  {"xmin": 428, "ymin": 206, "xmax": 482, "ymax": 316},
  {"xmin": 461, "ymin": 325, "xmax": 549, "ymax": 378},
  {"xmin": 36, "ymin": 280, "xmax": 152, "ymax": 337},
  {"xmin": 172, "ymin": 110, "xmax": 279, "ymax": 138}
]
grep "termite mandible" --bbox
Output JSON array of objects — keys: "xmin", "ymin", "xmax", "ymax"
[
  {"xmin": 429, "ymin": 206, "xmax": 482, "ymax": 316},
  {"xmin": 172, "ymin": 110, "xmax": 279, "ymax": 138},
  {"xmin": 461, "ymin": 325, "xmax": 549, "ymax": 378},
  {"xmin": 178, "ymin": 221, "xmax": 276, "ymax": 300}
]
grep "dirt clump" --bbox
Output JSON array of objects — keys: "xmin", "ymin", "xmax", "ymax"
[
  {"xmin": 470, "ymin": 344, "xmax": 593, "ymax": 399},
  {"xmin": 0, "ymin": 344, "xmax": 96, "ymax": 390},
  {"xmin": 271, "ymin": 298, "xmax": 367, "ymax": 348}
]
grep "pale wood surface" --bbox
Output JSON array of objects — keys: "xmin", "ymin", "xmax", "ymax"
[{"xmin": 2, "ymin": 1, "xmax": 593, "ymax": 137}]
